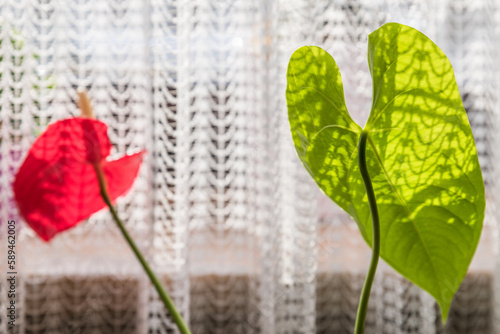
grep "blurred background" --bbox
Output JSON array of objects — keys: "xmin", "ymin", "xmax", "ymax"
[{"xmin": 0, "ymin": 0, "xmax": 498, "ymax": 333}]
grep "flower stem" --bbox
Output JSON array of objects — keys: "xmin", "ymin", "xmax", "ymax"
[
  {"xmin": 93, "ymin": 164, "xmax": 191, "ymax": 334},
  {"xmin": 354, "ymin": 131, "xmax": 381, "ymax": 334}
]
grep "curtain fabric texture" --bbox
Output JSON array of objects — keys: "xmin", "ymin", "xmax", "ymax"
[{"xmin": 0, "ymin": 0, "xmax": 497, "ymax": 333}]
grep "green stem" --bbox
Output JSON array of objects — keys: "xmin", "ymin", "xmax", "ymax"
[
  {"xmin": 354, "ymin": 131, "xmax": 381, "ymax": 334},
  {"xmin": 93, "ymin": 164, "xmax": 191, "ymax": 334}
]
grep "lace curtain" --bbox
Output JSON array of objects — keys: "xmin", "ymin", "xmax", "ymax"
[{"xmin": 0, "ymin": 0, "xmax": 497, "ymax": 333}]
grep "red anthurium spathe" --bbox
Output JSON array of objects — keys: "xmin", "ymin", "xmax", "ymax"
[
  {"xmin": 11, "ymin": 92, "xmax": 190, "ymax": 334},
  {"xmin": 13, "ymin": 117, "xmax": 144, "ymax": 241}
]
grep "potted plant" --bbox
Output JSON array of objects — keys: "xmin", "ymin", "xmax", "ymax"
[{"xmin": 286, "ymin": 22, "xmax": 485, "ymax": 333}]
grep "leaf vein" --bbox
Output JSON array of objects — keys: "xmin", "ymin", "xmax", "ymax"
[{"xmin": 366, "ymin": 134, "xmax": 441, "ymax": 287}]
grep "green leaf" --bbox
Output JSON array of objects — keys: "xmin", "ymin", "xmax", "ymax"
[{"xmin": 286, "ymin": 23, "xmax": 485, "ymax": 322}]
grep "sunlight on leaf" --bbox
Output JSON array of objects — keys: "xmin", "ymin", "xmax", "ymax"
[{"xmin": 286, "ymin": 23, "xmax": 485, "ymax": 322}]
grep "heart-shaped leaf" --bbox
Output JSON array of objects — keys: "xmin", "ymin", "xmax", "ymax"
[{"xmin": 286, "ymin": 22, "xmax": 485, "ymax": 321}]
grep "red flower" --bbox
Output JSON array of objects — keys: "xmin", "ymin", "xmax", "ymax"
[{"xmin": 13, "ymin": 117, "xmax": 144, "ymax": 241}]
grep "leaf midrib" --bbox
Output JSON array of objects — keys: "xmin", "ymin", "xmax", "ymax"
[{"xmin": 365, "ymin": 134, "xmax": 441, "ymax": 289}]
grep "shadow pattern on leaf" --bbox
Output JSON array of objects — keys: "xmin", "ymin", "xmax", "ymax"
[{"xmin": 286, "ymin": 22, "xmax": 485, "ymax": 322}]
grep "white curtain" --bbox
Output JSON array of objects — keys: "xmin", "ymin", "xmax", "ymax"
[{"xmin": 0, "ymin": 0, "xmax": 497, "ymax": 333}]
